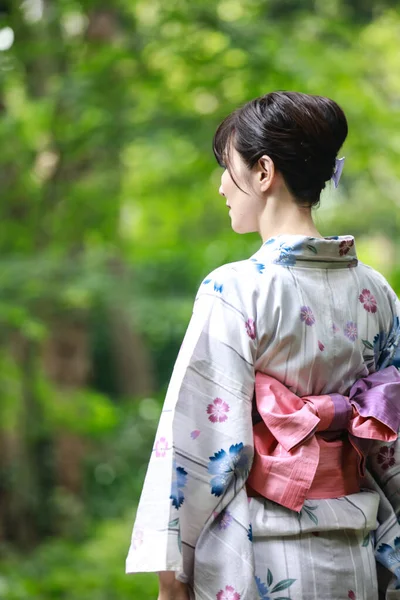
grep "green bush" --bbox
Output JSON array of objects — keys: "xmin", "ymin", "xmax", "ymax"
[{"xmin": 0, "ymin": 515, "xmax": 158, "ymax": 600}]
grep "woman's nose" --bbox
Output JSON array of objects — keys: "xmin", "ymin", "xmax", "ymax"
[{"xmin": 219, "ymin": 185, "xmax": 225, "ymax": 197}]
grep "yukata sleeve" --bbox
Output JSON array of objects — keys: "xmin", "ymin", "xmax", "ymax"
[
  {"xmin": 368, "ymin": 426, "xmax": 400, "ymax": 599},
  {"xmin": 366, "ymin": 293, "xmax": 400, "ymax": 598},
  {"xmin": 125, "ymin": 266, "xmax": 257, "ymax": 587}
]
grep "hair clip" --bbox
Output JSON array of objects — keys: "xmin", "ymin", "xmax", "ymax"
[{"xmin": 332, "ymin": 156, "xmax": 345, "ymax": 188}]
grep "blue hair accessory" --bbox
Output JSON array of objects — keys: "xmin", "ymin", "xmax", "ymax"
[{"xmin": 332, "ymin": 156, "xmax": 345, "ymax": 188}]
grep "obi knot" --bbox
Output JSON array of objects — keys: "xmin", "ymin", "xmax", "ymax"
[{"xmin": 247, "ymin": 366, "xmax": 400, "ymax": 512}]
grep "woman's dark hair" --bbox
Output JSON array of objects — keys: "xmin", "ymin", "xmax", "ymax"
[{"xmin": 213, "ymin": 91, "xmax": 348, "ymax": 207}]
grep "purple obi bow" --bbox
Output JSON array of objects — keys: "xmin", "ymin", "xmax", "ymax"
[{"xmin": 329, "ymin": 366, "xmax": 400, "ymax": 472}]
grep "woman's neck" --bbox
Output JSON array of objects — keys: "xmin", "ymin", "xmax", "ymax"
[{"xmin": 258, "ymin": 190, "xmax": 322, "ymax": 243}]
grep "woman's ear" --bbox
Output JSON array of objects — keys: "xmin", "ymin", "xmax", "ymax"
[{"xmin": 257, "ymin": 155, "xmax": 275, "ymax": 192}]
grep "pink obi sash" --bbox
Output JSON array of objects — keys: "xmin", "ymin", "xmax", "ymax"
[{"xmin": 247, "ymin": 366, "xmax": 400, "ymax": 512}]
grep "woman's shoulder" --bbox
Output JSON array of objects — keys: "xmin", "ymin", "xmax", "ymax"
[
  {"xmin": 193, "ymin": 259, "xmax": 267, "ymax": 314},
  {"xmin": 199, "ymin": 257, "xmax": 266, "ymax": 292},
  {"xmin": 357, "ymin": 261, "xmax": 398, "ymax": 301}
]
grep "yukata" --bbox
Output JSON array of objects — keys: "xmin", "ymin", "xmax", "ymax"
[{"xmin": 126, "ymin": 235, "xmax": 400, "ymax": 600}]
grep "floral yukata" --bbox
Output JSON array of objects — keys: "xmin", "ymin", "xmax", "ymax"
[{"xmin": 126, "ymin": 235, "xmax": 400, "ymax": 600}]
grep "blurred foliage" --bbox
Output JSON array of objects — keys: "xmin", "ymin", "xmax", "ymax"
[
  {"xmin": 1, "ymin": 0, "xmax": 400, "ymax": 597},
  {"xmin": 0, "ymin": 516, "xmax": 158, "ymax": 599},
  {"xmin": 1, "ymin": 0, "xmax": 400, "ymax": 341},
  {"xmin": 0, "ymin": 392, "xmax": 160, "ymax": 597}
]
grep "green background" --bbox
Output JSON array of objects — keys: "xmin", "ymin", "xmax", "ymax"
[{"xmin": 0, "ymin": 0, "xmax": 400, "ymax": 598}]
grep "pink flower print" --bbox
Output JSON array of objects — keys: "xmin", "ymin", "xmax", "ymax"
[
  {"xmin": 300, "ymin": 306, "xmax": 315, "ymax": 326},
  {"xmin": 218, "ymin": 510, "xmax": 233, "ymax": 530},
  {"xmin": 132, "ymin": 528, "xmax": 144, "ymax": 550},
  {"xmin": 377, "ymin": 446, "xmax": 395, "ymax": 471},
  {"xmin": 318, "ymin": 340, "xmax": 325, "ymax": 351},
  {"xmin": 155, "ymin": 437, "xmax": 169, "ymax": 457},
  {"xmin": 216, "ymin": 586, "xmax": 241, "ymax": 600},
  {"xmin": 348, "ymin": 592, "xmax": 356, "ymax": 600},
  {"xmin": 245, "ymin": 318, "xmax": 256, "ymax": 340},
  {"xmin": 359, "ymin": 289, "xmax": 377, "ymax": 314},
  {"xmin": 190, "ymin": 430, "xmax": 201, "ymax": 440},
  {"xmin": 344, "ymin": 321, "xmax": 358, "ymax": 342},
  {"xmin": 207, "ymin": 398, "xmax": 230, "ymax": 423},
  {"xmin": 339, "ymin": 238, "xmax": 354, "ymax": 256}
]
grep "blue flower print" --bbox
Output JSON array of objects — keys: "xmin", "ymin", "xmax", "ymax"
[
  {"xmin": 214, "ymin": 281, "xmax": 223, "ymax": 293},
  {"xmin": 255, "ymin": 571, "xmax": 296, "ymax": 600},
  {"xmin": 362, "ymin": 315, "xmax": 400, "ymax": 371},
  {"xmin": 250, "ymin": 258, "xmax": 265, "ymax": 274},
  {"xmin": 373, "ymin": 316, "xmax": 400, "ymax": 371},
  {"xmin": 377, "ymin": 538, "xmax": 400, "ymax": 565},
  {"xmin": 373, "ymin": 332, "xmax": 386, "ymax": 367},
  {"xmin": 377, "ymin": 537, "xmax": 400, "ymax": 589},
  {"xmin": 393, "ymin": 344, "xmax": 400, "ymax": 369},
  {"xmin": 255, "ymin": 576, "xmax": 270, "ymax": 600},
  {"xmin": 203, "ymin": 278, "xmax": 212, "ymax": 285},
  {"xmin": 264, "ymin": 237, "xmax": 276, "ymax": 246},
  {"xmin": 208, "ymin": 443, "xmax": 251, "ymax": 497},
  {"xmin": 272, "ymin": 240, "xmax": 304, "ymax": 267},
  {"xmin": 170, "ymin": 464, "xmax": 188, "ymax": 509},
  {"xmin": 247, "ymin": 523, "xmax": 253, "ymax": 542},
  {"xmin": 273, "ymin": 242, "xmax": 296, "ymax": 267},
  {"xmin": 274, "ymin": 252, "xmax": 296, "ymax": 267}
]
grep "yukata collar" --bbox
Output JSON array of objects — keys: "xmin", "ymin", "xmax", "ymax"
[{"xmin": 251, "ymin": 234, "xmax": 358, "ymax": 269}]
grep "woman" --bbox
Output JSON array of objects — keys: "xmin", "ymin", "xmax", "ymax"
[{"xmin": 126, "ymin": 92, "xmax": 400, "ymax": 599}]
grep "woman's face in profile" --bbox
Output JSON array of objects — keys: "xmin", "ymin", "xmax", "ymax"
[{"xmin": 219, "ymin": 148, "xmax": 264, "ymax": 235}]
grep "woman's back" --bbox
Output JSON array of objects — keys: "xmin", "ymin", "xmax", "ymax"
[{"xmin": 227, "ymin": 234, "xmax": 400, "ymax": 397}]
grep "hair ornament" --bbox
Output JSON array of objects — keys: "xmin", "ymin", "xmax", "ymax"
[{"xmin": 332, "ymin": 156, "xmax": 345, "ymax": 188}]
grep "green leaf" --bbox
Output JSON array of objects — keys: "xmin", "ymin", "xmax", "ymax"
[
  {"xmin": 362, "ymin": 533, "xmax": 370, "ymax": 547},
  {"xmin": 304, "ymin": 507, "xmax": 318, "ymax": 526},
  {"xmin": 302, "ymin": 505, "xmax": 319, "ymax": 522},
  {"xmin": 306, "ymin": 244, "xmax": 318, "ymax": 254},
  {"xmin": 168, "ymin": 518, "xmax": 179, "ymax": 528},
  {"xmin": 362, "ymin": 339, "xmax": 374, "ymax": 349},
  {"xmin": 178, "ymin": 529, "xmax": 182, "ymax": 554},
  {"xmin": 271, "ymin": 578, "xmax": 297, "ymax": 593},
  {"xmin": 267, "ymin": 568, "xmax": 273, "ymax": 587}
]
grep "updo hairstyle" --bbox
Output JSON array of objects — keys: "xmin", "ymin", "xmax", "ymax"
[{"xmin": 213, "ymin": 91, "xmax": 348, "ymax": 207}]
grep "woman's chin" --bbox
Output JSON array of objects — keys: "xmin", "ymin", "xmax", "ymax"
[{"xmin": 230, "ymin": 219, "xmax": 256, "ymax": 235}]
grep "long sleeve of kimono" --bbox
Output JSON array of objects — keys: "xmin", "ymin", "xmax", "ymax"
[
  {"xmin": 368, "ymin": 430, "xmax": 400, "ymax": 599},
  {"xmin": 126, "ymin": 265, "xmax": 257, "ymax": 591},
  {"xmin": 366, "ymin": 292, "xmax": 400, "ymax": 598}
]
